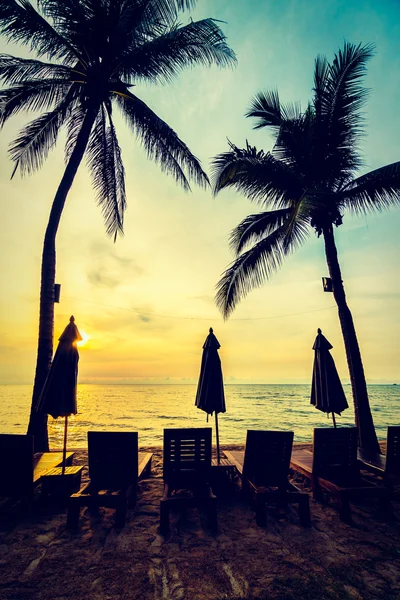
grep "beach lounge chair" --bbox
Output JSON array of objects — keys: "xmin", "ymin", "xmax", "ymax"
[
  {"xmin": 0, "ymin": 434, "xmax": 74, "ymax": 508},
  {"xmin": 66, "ymin": 431, "xmax": 152, "ymax": 529},
  {"xmin": 290, "ymin": 427, "xmax": 392, "ymax": 522},
  {"xmin": 224, "ymin": 430, "xmax": 310, "ymax": 526},
  {"xmin": 358, "ymin": 426, "xmax": 400, "ymax": 485},
  {"xmin": 160, "ymin": 428, "xmax": 217, "ymax": 534}
]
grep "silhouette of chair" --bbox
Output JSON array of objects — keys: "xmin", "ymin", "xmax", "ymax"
[
  {"xmin": 0, "ymin": 434, "xmax": 74, "ymax": 508},
  {"xmin": 225, "ymin": 430, "xmax": 310, "ymax": 526},
  {"xmin": 358, "ymin": 426, "xmax": 400, "ymax": 485},
  {"xmin": 290, "ymin": 427, "xmax": 392, "ymax": 522},
  {"xmin": 67, "ymin": 431, "xmax": 152, "ymax": 529},
  {"xmin": 160, "ymin": 428, "xmax": 217, "ymax": 534}
]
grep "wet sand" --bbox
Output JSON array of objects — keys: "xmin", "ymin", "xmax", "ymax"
[{"xmin": 0, "ymin": 443, "xmax": 399, "ymax": 600}]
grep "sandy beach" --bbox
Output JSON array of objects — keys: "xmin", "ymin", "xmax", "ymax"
[{"xmin": 0, "ymin": 443, "xmax": 399, "ymax": 600}]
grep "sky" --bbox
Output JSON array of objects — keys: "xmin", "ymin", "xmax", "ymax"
[{"xmin": 0, "ymin": 0, "xmax": 399, "ymax": 386}]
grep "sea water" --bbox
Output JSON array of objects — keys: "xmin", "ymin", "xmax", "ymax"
[{"xmin": 0, "ymin": 384, "xmax": 399, "ymax": 448}]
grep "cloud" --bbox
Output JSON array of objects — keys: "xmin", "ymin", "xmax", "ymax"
[
  {"xmin": 189, "ymin": 295, "xmax": 216, "ymax": 305},
  {"xmin": 87, "ymin": 270, "xmax": 120, "ymax": 288},
  {"xmin": 139, "ymin": 315, "xmax": 151, "ymax": 323},
  {"xmin": 85, "ymin": 240, "xmax": 143, "ymax": 289}
]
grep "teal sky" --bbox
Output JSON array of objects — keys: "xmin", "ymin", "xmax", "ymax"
[{"xmin": 0, "ymin": 0, "xmax": 399, "ymax": 385}]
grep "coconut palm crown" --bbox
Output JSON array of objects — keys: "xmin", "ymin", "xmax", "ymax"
[
  {"xmin": 212, "ymin": 42, "xmax": 400, "ymax": 453},
  {"xmin": 0, "ymin": 0, "xmax": 236, "ymax": 450}
]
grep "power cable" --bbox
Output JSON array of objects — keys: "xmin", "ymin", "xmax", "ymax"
[{"xmin": 64, "ymin": 295, "xmax": 336, "ymax": 322}]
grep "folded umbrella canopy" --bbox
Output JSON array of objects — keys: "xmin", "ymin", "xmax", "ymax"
[
  {"xmin": 37, "ymin": 315, "xmax": 82, "ymax": 472},
  {"xmin": 311, "ymin": 328, "xmax": 348, "ymax": 427},
  {"xmin": 195, "ymin": 327, "xmax": 226, "ymax": 464}
]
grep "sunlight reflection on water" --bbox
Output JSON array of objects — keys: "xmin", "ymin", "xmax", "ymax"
[{"xmin": 0, "ymin": 384, "xmax": 399, "ymax": 448}]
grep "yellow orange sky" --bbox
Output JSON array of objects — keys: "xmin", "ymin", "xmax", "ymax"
[{"xmin": 0, "ymin": 0, "xmax": 399, "ymax": 385}]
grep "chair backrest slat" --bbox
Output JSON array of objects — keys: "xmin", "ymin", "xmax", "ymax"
[
  {"xmin": 312, "ymin": 427, "xmax": 358, "ymax": 478},
  {"xmin": 242, "ymin": 430, "xmax": 293, "ymax": 487},
  {"xmin": 88, "ymin": 431, "xmax": 138, "ymax": 490},
  {"xmin": 0, "ymin": 434, "xmax": 34, "ymax": 496},
  {"xmin": 386, "ymin": 426, "xmax": 400, "ymax": 475},
  {"xmin": 163, "ymin": 428, "xmax": 211, "ymax": 481}
]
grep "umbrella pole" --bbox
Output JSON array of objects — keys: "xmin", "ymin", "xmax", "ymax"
[
  {"xmin": 332, "ymin": 412, "xmax": 337, "ymax": 428},
  {"xmin": 62, "ymin": 415, "xmax": 68, "ymax": 475},
  {"xmin": 215, "ymin": 412, "xmax": 220, "ymax": 465}
]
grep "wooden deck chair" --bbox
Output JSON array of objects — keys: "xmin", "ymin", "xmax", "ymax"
[
  {"xmin": 358, "ymin": 426, "xmax": 400, "ymax": 485},
  {"xmin": 160, "ymin": 428, "xmax": 217, "ymax": 534},
  {"xmin": 225, "ymin": 430, "xmax": 310, "ymax": 526},
  {"xmin": 0, "ymin": 434, "xmax": 74, "ymax": 508},
  {"xmin": 290, "ymin": 427, "xmax": 392, "ymax": 522},
  {"xmin": 67, "ymin": 431, "xmax": 152, "ymax": 529}
]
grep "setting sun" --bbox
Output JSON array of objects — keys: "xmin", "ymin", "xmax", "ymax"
[{"xmin": 77, "ymin": 331, "xmax": 89, "ymax": 347}]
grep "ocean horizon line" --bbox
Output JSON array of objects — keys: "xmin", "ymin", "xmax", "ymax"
[{"xmin": 1, "ymin": 381, "xmax": 398, "ymax": 386}]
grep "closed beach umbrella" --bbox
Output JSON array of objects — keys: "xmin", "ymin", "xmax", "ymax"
[
  {"xmin": 195, "ymin": 327, "xmax": 226, "ymax": 464},
  {"xmin": 37, "ymin": 315, "xmax": 82, "ymax": 472},
  {"xmin": 311, "ymin": 328, "xmax": 348, "ymax": 427}
]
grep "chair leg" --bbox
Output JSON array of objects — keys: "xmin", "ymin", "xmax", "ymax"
[
  {"xmin": 66, "ymin": 498, "xmax": 80, "ymax": 530},
  {"xmin": 208, "ymin": 498, "xmax": 218, "ymax": 532},
  {"xmin": 298, "ymin": 495, "xmax": 311, "ymax": 527},
  {"xmin": 277, "ymin": 489, "xmax": 287, "ymax": 510},
  {"xmin": 311, "ymin": 478, "xmax": 323, "ymax": 502},
  {"xmin": 127, "ymin": 484, "xmax": 137, "ymax": 509},
  {"xmin": 336, "ymin": 492, "xmax": 352, "ymax": 523},
  {"xmin": 115, "ymin": 496, "xmax": 127, "ymax": 528},
  {"xmin": 241, "ymin": 479, "xmax": 251, "ymax": 501},
  {"xmin": 255, "ymin": 495, "xmax": 267, "ymax": 527},
  {"xmin": 160, "ymin": 500, "xmax": 170, "ymax": 535}
]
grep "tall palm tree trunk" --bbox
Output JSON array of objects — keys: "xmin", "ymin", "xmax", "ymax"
[
  {"xmin": 27, "ymin": 103, "xmax": 99, "ymax": 451},
  {"xmin": 323, "ymin": 225, "xmax": 380, "ymax": 454}
]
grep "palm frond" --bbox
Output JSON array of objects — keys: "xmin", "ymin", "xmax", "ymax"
[
  {"xmin": 8, "ymin": 92, "xmax": 75, "ymax": 177},
  {"xmin": 115, "ymin": 89, "xmax": 208, "ymax": 190},
  {"xmin": 65, "ymin": 104, "xmax": 86, "ymax": 162},
  {"xmin": 323, "ymin": 42, "xmax": 374, "ymax": 143},
  {"xmin": 341, "ymin": 161, "xmax": 400, "ymax": 214},
  {"xmin": 216, "ymin": 225, "xmax": 291, "ymax": 319},
  {"xmin": 118, "ymin": 19, "xmax": 236, "ymax": 84},
  {"xmin": 313, "ymin": 53, "xmax": 329, "ymax": 118},
  {"xmin": 86, "ymin": 105, "xmax": 126, "ymax": 239},
  {"xmin": 246, "ymin": 90, "xmax": 301, "ymax": 131},
  {"xmin": 212, "ymin": 141, "xmax": 303, "ymax": 207},
  {"xmin": 280, "ymin": 195, "xmax": 312, "ymax": 252},
  {"xmin": 117, "ymin": 0, "xmax": 198, "ymax": 36},
  {"xmin": 38, "ymin": 0, "xmax": 106, "ymax": 67},
  {"xmin": 0, "ymin": 54, "xmax": 73, "ymax": 85},
  {"xmin": 230, "ymin": 208, "xmax": 292, "ymax": 253},
  {"xmin": 216, "ymin": 202, "xmax": 311, "ymax": 318},
  {"xmin": 106, "ymin": 111, "xmax": 127, "ymax": 240},
  {"xmin": 0, "ymin": 79, "xmax": 74, "ymax": 126},
  {"xmin": 0, "ymin": 0, "xmax": 79, "ymax": 64}
]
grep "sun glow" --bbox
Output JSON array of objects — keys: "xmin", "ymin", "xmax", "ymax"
[{"xmin": 77, "ymin": 331, "xmax": 89, "ymax": 347}]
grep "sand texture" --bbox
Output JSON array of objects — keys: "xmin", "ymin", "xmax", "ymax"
[{"xmin": 0, "ymin": 444, "xmax": 399, "ymax": 600}]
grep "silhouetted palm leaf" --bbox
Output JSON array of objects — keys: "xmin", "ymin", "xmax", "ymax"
[
  {"xmin": 118, "ymin": 19, "xmax": 235, "ymax": 83},
  {"xmin": 116, "ymin": 90, "xmax": 208, "ymax": 190},
  {"xmin": 0, "ymin": 54, "xmax": 72, "ymax": 84},
  {"xmin": 341, "ymin": 162, "xmax": 400, "ymax": 214},
  {"xmin": 0, "ymin": 79, "xmax": 73, "ymax": 125},
  {"xmin": 86, "ymin": 106, "xmax": 126, "ymax": 240},
  {"xmin": 229, "ymin": 208, "xmax": 292, "ymax": 253},
  {"xmin": 212, "ymin": 141, "xmax": 303, "ymax": 207},
  {"xmin": 0, "ymin": 0, "xmax": 79, "ymax": 63}
]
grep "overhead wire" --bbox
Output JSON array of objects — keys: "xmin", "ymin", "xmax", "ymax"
[{"xmin": 64, "ymin": 295, "xmax": 336, "ymax": 322}]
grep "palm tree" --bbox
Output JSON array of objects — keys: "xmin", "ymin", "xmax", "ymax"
[
  {"xmin": 0, "ymin": 0, "xmax": 236, "ymax": 451},
  {"xmin": 212, "ymin": 42, "xmax": 400, "ymax": 454}
]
